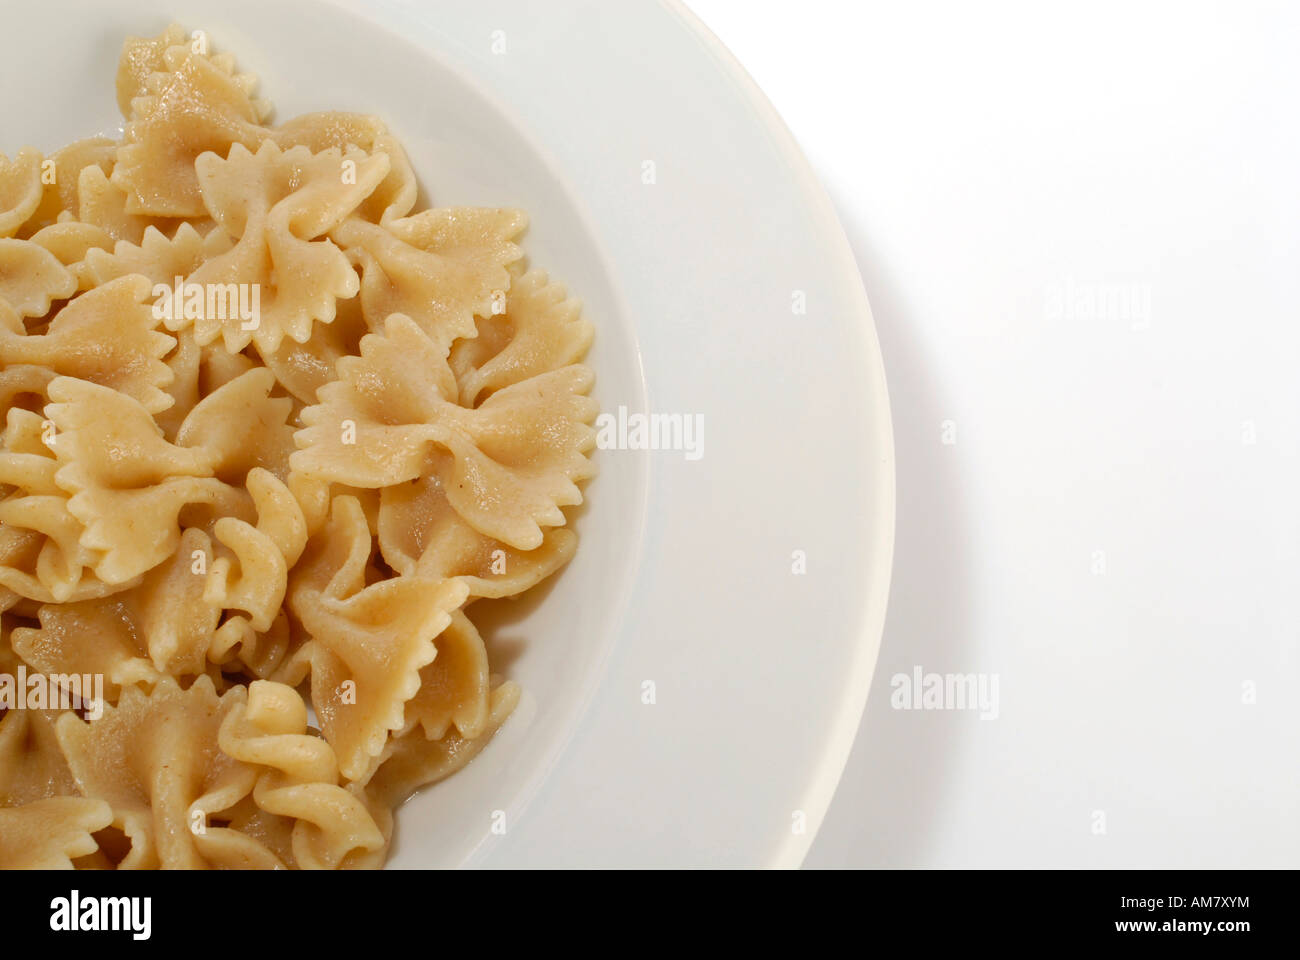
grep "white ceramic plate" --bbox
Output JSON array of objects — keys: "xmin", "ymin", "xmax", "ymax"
[{"xmin": 4, "ymin": 0, "xmax": 894, "ymax": 867}]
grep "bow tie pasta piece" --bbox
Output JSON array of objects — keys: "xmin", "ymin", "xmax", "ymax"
[
  {"xmin": 118, "ymin": 24, "xmax": 271, "ymax": 121},
  {"xmin": 434, "ymin": 364, "xmax": 597, "ymax": 549},
  {"xmin": 302, "ymin": 573, "xmax": 470, "ymax": 782},
  {"xmin": 331, "ymin": 207, "xmax": 526, "ymax": 350},
  {"xmin": 0, "ymin": 492, "xmax": 98, "ymax": 603},
  {"xmin": 113, "ymin": 43, "xmax": 272, "ymax": 217},
  {"xmin": 358, "ymin": 134, "xmax": 417, "ymax": 224},
  {"xmin": 0, "ymin": 408, "xmax": 117, "ymax": 604},
  {"xmin": 55, "ymin": 676, "xmax": 266, "ymax": 869},
  {"xmin": 271, "ymin": 121, "xmax": 423, "ymax": 228},
  {"xmin": 0, "ymin": 240, "xmax": 77, "ymax": 319},
  {"xmin": 117, "ymin": 24, "xmax": 202, "ymax": 118},
  {"xmin": 378, "ymin": 473, "xmax": 577, "ymax": 598},
  {"xmin": 292, "ymin": 313, "xmax": 454, "ymax": 487},
  {"xmin": 155, "ymin": 332, "xmax": 263, "ymax": 441},
  {"xmin": 20, "ymin": 138, "xmax": 118, "ymax": 239},
  {"xmin": 11, "ymin": 596, "xmax": 164, "ymax": 699},
  {"xmin": 115, "ymin": 27, "xmax": 402, "ymax": 220},
  {"xmin": 205, "ymin": 467, "xmax": 308, "ymax": 634},
  {"xmin": 362, "ymin": 681, "xmax": 519, "ymax": 810},
  {"xmin": 44, "ymin": 377, "xmax": 249, "ymax": 585},
  {"xmin": 261, "ymin": 291, "xmax": 370, "ymax": 405},
  {"xmin": 11, "ymin": 525, "xmax": 223, "ymax": 688},
  {"xmin": 219, "ymin": 680, "xmax": 386, "ymax": 869},
  {"xmin": 132, "ymin": 527, "xmax": 222, "ymax": 674},
  {"xmin": 0, "ymin": 149, "xmax": 43, "ymax": 239},
  {"xmin": 404, "ymin": 610, "xmax": 489, "ymax": 742},
  {"xmin": 292, "ymin": 314, "xmax": 596, "ymax": 550},
  {"xmin": 26, "ymin": 222, "xmax": 117, "ymax": 294},
  {"xmin": 226, "ymin": 114, "xmax": 418, "ymax": 227},
  {"xmin": 289, "ymin": 491, "xmax": 372, "ymax": 603},
  {"xmin": 269, "ymin": 120, "xmax": 416, "ymax": 224},
  {"xmin": 450, "ymin": 266, "xmax": 595, "ymax": 407},
  {"xmin": 289, "ymin": 494, "xmax": 470, "ymax": 780},
  {"xmin": 79, "ymin": 165, "xmax": 182, "ymax": 245},
  {"xmin": 175, "ymin": 367, "xmax": 296, "ymax": 483},
  {"xmin": 197, "ymin": 142, "xmax": 389, "ymax": 242},
  {"xmin": 0, "ymin": 797, "xmax": 114, "ymax": 869},
  {"xmin": 182, "ymin": 141, "xmax": 389, "ymax": 353},
  {"xmin": 0, "ymin": 276, "xmax": 176, "ymax": 414},
  {"xmin": 272, "ymin": 112, "xmax": 387, "ymax": 156},
  {"xmin": 117, "ymin": 24, "xmax": 188, "ymax": 116},
  {"xmin": 47, "ymin": 375, "xmax": 214, "ymax": 488}
]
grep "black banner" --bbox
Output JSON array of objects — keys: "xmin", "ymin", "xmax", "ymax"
[{"xmin": 0, "ymin": 869, "xmax": 1274, "ymax": 945}]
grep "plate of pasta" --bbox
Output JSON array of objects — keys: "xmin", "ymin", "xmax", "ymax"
[{"xmin": 0, "ymin": 0, "xmax": 893, "ymax": 869}]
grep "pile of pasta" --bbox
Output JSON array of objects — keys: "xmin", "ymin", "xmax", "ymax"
[{"xmin": 0, "ymin": 25, "xmax": 595, "ymax": 869}]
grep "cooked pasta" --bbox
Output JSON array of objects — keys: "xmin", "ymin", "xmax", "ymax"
[{"xmin": 0, "ymin": 25, "xmax": 595, "ymax": 869}]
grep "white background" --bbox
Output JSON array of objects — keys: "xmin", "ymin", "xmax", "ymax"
[{"xmin": 688, "ymin": 0, "xmax": 1300, "ymax": 867}]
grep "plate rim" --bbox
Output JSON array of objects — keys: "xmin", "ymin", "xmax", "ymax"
[{"xmin": 660, "ymin": 0, "xmax": 898, "ymax": 868}]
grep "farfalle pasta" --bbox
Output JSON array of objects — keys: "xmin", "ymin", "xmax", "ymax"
[{"xmin": 0, "ymin": 25, "xmax": 595, "ymax": 869}]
